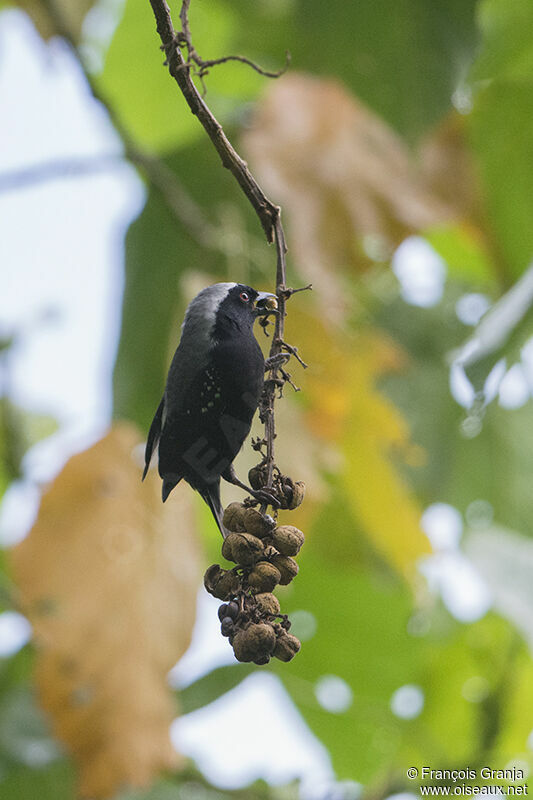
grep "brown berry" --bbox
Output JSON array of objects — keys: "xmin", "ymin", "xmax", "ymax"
[
  {"xmin": 204, "ymin": 565, "xmax": 240, "ymax": 600},
  {"xmin": 204, "ymin": 564, "xmax": 224, "ymax": 594},
  {"xmin": 270, "ymin": 554, "xmax": 299, "ymax": 585},
  {"xmin": 288, "ymin": 481, "xmax": 306, "ymax": 510},
  {"xmin": 243, "ymin": 507, "xmax": 274, "ymax": 538},
  {"xmin": 221, "ymin": 532, "xmax": 240, "ymax": 562},
  {"xmin": 232, "ymin": 630, "xmax": 254, "ymax": 662},
  {"xmin": 248, "ymin": 561, "xmax": 281, "ymax": 593},
  {"xmin": 271, "ymin": 525, "xmax": 305, "ymax": 556},
  {"xmin": 232, "ymin": 623, "xmax": 276, "ymax": 662},
  {"xmin": 278, "ymin": 476, "xmax": 295, "ymax": 509},
  {"xmin": 222, "ymin": 502, "xmax": 247, "ymax": 532},
  {"xmin": 248, "ymin": 465, "xmax": 268, "ymax": 490},
  {"xmin": 230, "ymin": 533, "xmax": 264, "ymax": 567},
  {"xmin": 254, "ymin": 592, "xmax": 281, "ymax": 616},
  {"xmin": 273, "ymin": 631, "xmax": 301, "ymax": 662},
  {"xmin": 246, "ymin": 622, "xmax": 276, "ymax": 655}
]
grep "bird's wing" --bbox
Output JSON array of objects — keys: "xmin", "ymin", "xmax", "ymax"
[{"xmin": 142, "ymin": 395, "xmax": 165, "ymax": 480}]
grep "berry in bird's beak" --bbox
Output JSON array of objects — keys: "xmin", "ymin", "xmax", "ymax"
[{"xmin": 255, "ymin": 292, "xmax": 278, "ymax": 315}]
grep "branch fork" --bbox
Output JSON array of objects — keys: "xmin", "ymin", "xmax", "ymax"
[{"xmin": 148, "ymin": 0, "xmax": 305, "ymax": 513}]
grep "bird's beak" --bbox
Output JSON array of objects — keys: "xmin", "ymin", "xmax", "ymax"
[{"xmin": 254, "ymin": 292, "xmax": 278, "ymax": 315}]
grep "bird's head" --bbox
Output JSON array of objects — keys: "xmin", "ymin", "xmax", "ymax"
[{"xmin": 183, "ymin": 283, "xmax": 277, "ymax": 344}]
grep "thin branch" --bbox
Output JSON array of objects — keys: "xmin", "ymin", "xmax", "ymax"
[
  {"xmin": 176, "ymin": 0, "xmax": 289, "ymax": 81},
  {"xmin": 149, "ymin": 0, "xmax": 280, "ymax": 243},
  {"xmin": 148, "ymin": 0, "xmax": 295, "ymax": 510},
  {"xmin": 263, "ymin": 217, "xmax": 289, "ymax": 492},
  {"xmin": 194, "ymin": 53, "xmax": 290, "ymax": 81}
]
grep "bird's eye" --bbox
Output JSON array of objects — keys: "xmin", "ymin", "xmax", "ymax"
[{"xmin": 240, "ymin": 291, "xmax": 250, "ymax": 302}]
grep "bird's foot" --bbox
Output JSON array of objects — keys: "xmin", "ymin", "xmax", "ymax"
[
  {"xmin": 247, "ymin": 487, "xmax": 281, "ymax": 509},
  {"xmin": 222, "ymin": 466, "xmax": 280, "ymax": 509}
]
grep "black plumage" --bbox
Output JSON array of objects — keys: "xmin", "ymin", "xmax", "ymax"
[{"xmin": 143, "ymin": 282, "xmax": 276, "ymax": 533}]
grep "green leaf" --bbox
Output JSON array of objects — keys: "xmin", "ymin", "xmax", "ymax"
[
  {"xmin": 267, "ymin": 497, "xmax": 533, "ymax": 784},
  {"xmin": 452, "ymin": 264, "xmax": 533, "ymax": 394},
  {"xmin": 100, "ymin": 0, "xmax": 251, "ymax": 151},
  {"xmin": 228, "ymin": 0, "xmax": 479, "ymax": 141},
  {"xmin": 179, "ymin": 664, "xmax": 255, "ymax": 715},
  {"xmin": 425, "ymin": 225, "xmax": 496, "ymax": 287},
  {"xmin": 471, "ymin": 0, "xmax": 533, "ymax": 82},
  {"xmin": 379, "ymin": 294, "xmax": 533, "ymax": 534},
  {"xmin": 447, "ymin": 401, "xmax": 533, "ymax": 536},
  {"xmin": 468, "ymin": 79, "xmax": 533, "ymax": 280},
  {"xmin": 378, "ymin": 292, "xmax": 533, "ymax": 535},
  {"xmin": 269, "ymin": 500, "xmax": 423, "ymax": 782},
  {"xmin": 0, "ymin": 761, "xmax": 75, "ymax": 800},
  {"xmin": 101, "ymin": 0, "xmax": 478, "ymax": 150}
]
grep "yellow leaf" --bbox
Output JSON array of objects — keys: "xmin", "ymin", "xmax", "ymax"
[
  {"xmin": 11, "ymin": 423, "xmax": 201, "ymax": 799},
  {"xmin": 292, "ymin": 310, "xmax": 430, "ymax": 578}
]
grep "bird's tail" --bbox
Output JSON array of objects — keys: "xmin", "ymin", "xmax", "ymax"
[{"xmin": 200, "ymin": 481, "xmax": 227, "ymax": 537}]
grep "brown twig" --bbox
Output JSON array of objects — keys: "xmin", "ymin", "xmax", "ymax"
[
  {"xmin": 177, "ymin": 0, "xmax": 289, "ymax": 82},
  {"xmin": 148, "ymin": 0, "xmax": 296, "ymax": 511},
  {"xmin": 149, "ymin": 0, "xmax": 281, "ymax": 243},
  {"xmin": 192, "ymin": 53, "xmax": 290, "ymax": 81}
]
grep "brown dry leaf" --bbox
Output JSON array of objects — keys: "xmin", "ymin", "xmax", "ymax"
[
  {"xmin": 11, "ymin": 423, "xmax": 201, "ymax": 799},
  {"xmin": 243, "ymin": 74, "xmax": 472, "ymax": 320},
  {"xmin": 291, "ymin": 308, "xmax": 430, "ymax": 578},
  {"xmin": 16, "ymin": 0, "xmax": 95, "ymax": 42}
]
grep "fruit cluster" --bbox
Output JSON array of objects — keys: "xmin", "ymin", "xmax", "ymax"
[{"xmin": 203, "ymin": 479, "xmax": 305, "ymax": 665}]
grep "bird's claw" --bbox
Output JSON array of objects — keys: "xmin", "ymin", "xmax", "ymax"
[{"xmin": 249, "ymin": 488, "xmax": 280, "ymax": 509}]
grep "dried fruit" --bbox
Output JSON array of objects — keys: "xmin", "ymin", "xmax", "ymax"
[
  {"xmin": 221, "ymin": 532, "xmax": 241, "ymax": 562},
  {"xmin": 233, "ymin": 623, "xmax": 275, "ymax": 662},
  {"xmin": 225, "ymin": 601, "xmax": 239, "ymax": 620},
  {"xmin": 232, "ymin": 630, "xmax": 254, "ymax": 662},
  {"xmin": 248, "ymin": 561, "xmax": 281, "ymax": 593},
  {"xmin": 270, "ymin": 554, "xmax": 299, "ymax": 585},
  {"xmin": 273, "ymin": 631, "xmax": 301, "ymax": 662},
  {"xmin": 242, "ymin": 507, "xmax": 274, "ymax": 538},
  {"xmin": 288, "ymin": 481, "xmax": 306, "ymax": 510},
  {"xmin": 278, "ymin": 476, "xmax": 295, "ymax": 509},
  {"xmin": 247, "ymin": 622, "xmax": 276, "ymax": 656},
  {"xmin": 217, "ymin": 603, "xmax": 229, "ymax": 622},
  {"xmin": 248, "ymin": 465, "xmax": 268, "ymax": 490},
  {"xmin": 271, "ymin": 525, "xmax": 305, "ymax": 556},
  {"xmin": 254, "ymin": 592, "xmax": 281, "ymax": 616},
  {"xmin": 221, "ymin": 617, "xmax": 235, "ymax": 637},
  {"xmin": 204, "ymin": 564, "xmax": 224, "ymax": 594},
  {"xmin": 222, "ymin": 502, "xmax": 247, "ymax": 532},
  {"xmin": 203, "ymin": 565, "xmax": 240, "ymax": 600},
  {"xmin": 231, "ymin": 533, "xmax": 265, "ymax": 566}
]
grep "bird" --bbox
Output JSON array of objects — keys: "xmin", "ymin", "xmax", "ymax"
[{"xmin": 142, "ymin": 282, "xmax": 278, "ymax": 534}]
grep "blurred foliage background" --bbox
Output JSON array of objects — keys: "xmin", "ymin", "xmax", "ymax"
[{"xmin": 2, "ymin": 0, "xmax": 533, "ymax": 798}]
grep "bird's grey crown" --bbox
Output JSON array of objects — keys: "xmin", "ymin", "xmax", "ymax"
[{"xmin": 181, "ymin": 282, "xmax": 236, "ymax": 351}]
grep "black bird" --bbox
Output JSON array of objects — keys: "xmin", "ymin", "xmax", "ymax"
[{"xmin": 143, "ymin": 282, "xmax": 277, "ymax": 533}]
